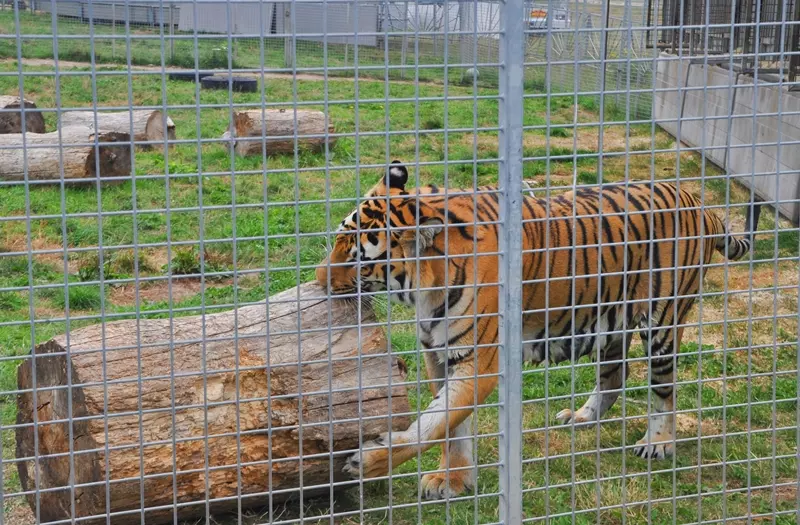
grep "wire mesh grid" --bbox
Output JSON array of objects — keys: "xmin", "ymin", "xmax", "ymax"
[{"xmin": 0, "ymin": 0, "xmax": 798, "ymax": 524}]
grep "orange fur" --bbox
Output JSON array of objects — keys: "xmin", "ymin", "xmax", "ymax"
[{"xmin": 317, "ymin": 161, "xmax": 757, "ymax": 499}]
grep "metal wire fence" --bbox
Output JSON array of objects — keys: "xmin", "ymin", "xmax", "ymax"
[
  {"xmin": 2, "ymin": 0, "xmax": 654, "ymax": 115},
  {"xmin": 0, "ymin": 0, "xmax": 798, "ymax": 524}
]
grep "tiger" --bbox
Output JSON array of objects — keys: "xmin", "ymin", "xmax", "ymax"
[{"xmin": 315, "ymin": 160, "xmax": 761, "ymax": 500}]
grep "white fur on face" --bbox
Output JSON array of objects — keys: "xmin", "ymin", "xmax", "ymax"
[
  {"xmin": 361, "ymin": 237, "xmax": 385, "ymax": 260},
  {"xmin": 338, "ymin": 209, "xmax": 359, "ymax": 232}
]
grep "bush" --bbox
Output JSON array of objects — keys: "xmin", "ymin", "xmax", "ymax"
[
  {"xmin": 167, "ymin": 247, "xmax": 201, "ymax": 276},
  {"xmin": 0, "ymin": 291, "xmax": 25, "ymax": 311},
  {"xmin": 76, "ymin": 250, "xmax": 154, "ymax": 282}
]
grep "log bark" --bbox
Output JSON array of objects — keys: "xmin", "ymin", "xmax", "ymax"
[
  {"xmin": 0, "ymin": 125, "xmax": 132, "ymax": 182},
  {"xmin": 0, "ymin": 95, "xmax": 46, "ymax": 134},
  {"xmin": 58, "ymin": 110, "xmax": 176, "ymax": 149},
  {"xmin": 224, "ymin": 109, "xmax": 336, "ymax": 156},
  {"xmin": 16, "ymin": 282, "xmax": 410, "ymax": 525}
]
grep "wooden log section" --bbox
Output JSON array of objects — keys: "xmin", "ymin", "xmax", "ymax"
[
  {"xmin": 0, "ymin": 126, "xmax": 132, "ymax": 182},
  {"xmin": 58, "ymin": 110, "xmax": 176, "ymax": 149},
  {"xmin": 0, "ymin": 95, "xmax": 46, "ymax": 134},
  {"xmin": 224, "ymin": 109, "xmax": 336, "ymax": 156},
  {"xmin": 16, "ymin": 282, "xmax": 410, "ymax": 525}
]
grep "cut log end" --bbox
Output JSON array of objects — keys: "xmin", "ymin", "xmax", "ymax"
[
  {"xmin": 144, "ymin": 110, "xmax": 177, "ymax": 146},
  {"xmin": 0, "ymin": 126, "xmax": 133, "ymax": 183},
  {"xmin": 0, "ymin": 95, "xmax": 46, "ymax": 134},
  {"xmin": 16, "ymin": 282, "xmax": 410, "ymax": 525},
  {"xmin": 86, "ymin": 131, "xmax": 134, "ymax": 180}
]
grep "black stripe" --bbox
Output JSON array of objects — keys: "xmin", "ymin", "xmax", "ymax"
[{"xmin": 448, "ymin": 349, "xmax": 474, "ymax": 369}]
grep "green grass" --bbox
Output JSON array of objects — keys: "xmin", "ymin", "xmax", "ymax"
[
  {"xmin": 0, "ymin": 42, "xmax": 797, "ymax": 525},
  {"xmin": 0, "ymin": 10, "xmax": 655, "ymax": 120},
  {"xmin": 0, "ymin": 10, "xmax": 503, "ymax": 87}
]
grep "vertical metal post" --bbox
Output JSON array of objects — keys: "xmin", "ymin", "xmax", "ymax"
[
  {"xmin": 112, "ymin": 1, "xmax": 116, "ymax": 60},
  {"xmin": 670, "ymin": 0, "xmax": 680, "ymax": 53},
  {"xmin": 740, "ymin": 0, "xmax": 754, "ymax": 70},
  {"xmin": 498, "ymin": 0, "xmax": 524, "ymax": 521},
  {"xmin": 284, "ymin": 2, "xmax": 294, "ymax": 68},
  {"xmin": 597, "ymin": 0, "xmax": 610, "ymax": 157},
  {"xmin": 458, "ymin": 0, "xmax": 474, "ymax": 83},
  {"xmin": 789, "ymin": 0, "xmax": 800, "ymax": 82},
  {"xmin": 433, "ymin": 3, "xmax": 439, "ymax": 56},
  {"xmin": 401, "ymin": 0, "xmax": 409, "ymax": 78},
  {"xmin": 169, "ymin": 2, "xmax": 175, "ymax": 63},
  {"xmin": 688, "ymin": 0, "xmax": 695, "ymax": 55}
]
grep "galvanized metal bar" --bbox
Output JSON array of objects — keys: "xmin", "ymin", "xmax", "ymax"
[{"xmin": 498, "ymin": 0, "xmax": 525, "ymax": 522}]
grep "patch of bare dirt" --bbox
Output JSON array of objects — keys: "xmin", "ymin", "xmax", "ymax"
[
  {"xmin": 465, "ymin": 123, "xmax": 657, "ymax": 158},
  {"xmin": 1, "ymin": 234, "xmax": 81, "ymax": 274},
  {"xmin": 2, "ymin": 58, "xmax": 424, "ymax": 86},
  {"xmin": 675, "ymin": 413, "xmax": 722, "ymax": 435},
  {"xmin": 523, "ymin": 426, "xmax": 577, "ymax": 457},
  {"xmin": 522, "ymin": 127, "xmax": 655, "ymax": 153},
  {"xmin": 682, "ymin": 260, "xmax": 798, "ymax": 350},
  {"xmin": 144, "ymin": 248, "xmax": 170, "ymax": 273},
  {"xmin": 109, "ymin": 278, "xmax": 220, "ymax": 306},
  {"xmin": 775, "ymin": 480, "xmax": 799, "ymax": 502},
  {"xmin": 3, "ymin": 502, "xmax": 33, "ymax": 525}
]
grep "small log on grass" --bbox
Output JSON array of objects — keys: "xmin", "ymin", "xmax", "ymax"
[
  {"xmin": 0, "ymin": 126, "xmax": 131, "ymax": 183},
  {"xmin": 58, "ymin": 110, "xmax": 176, "ymax": 149},
  {"xmin": 224, "ymin": 109, "xmax": 336, "ymax": 156},
  {"xmin": 0, "ymin": 95, "xmax": 46, "ymax": 134},
  {"xmin": 16, "ymin": 282, "xmax": 410, "ymax": 525}
]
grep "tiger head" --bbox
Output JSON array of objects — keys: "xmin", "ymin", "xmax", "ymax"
[{"xmin": 315, "ymin": 160, "xmax": 444, "ymax": 300}]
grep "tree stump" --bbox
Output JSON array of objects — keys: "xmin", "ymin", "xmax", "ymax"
[
  {"xmin": 0, "ymin": 126, "xmax": 132, "ymax": 183},
  {"xmin": 0, "ymin": 95, "xmax": 46, "ymax": 134},
  {"xmin": 224, "ymin": 109, "xmax": 336, "ymax": 157},
  {"xmin": 58, "ymin": 110, "xmax": 176, "ymax": 149},
  {"xmin": 16, "ymin": 282, "xmax": 410, "ymax": 525}
]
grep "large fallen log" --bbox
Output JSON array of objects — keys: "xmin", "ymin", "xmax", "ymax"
[
  {"xmin": 223, "ymin": 109, "xmax": 336, "ymax": 156},
  {"xmin": 0, "ymin": 126, "xmax": 132, "ymax": 182},
  {"xmin": 58, "ymin": 110, "xmax": 176, "ymax": 149},
  {"xmin": 16, "ymin": 282, "xmax": 410, "ymax": 525},
  {"xmin": 0, "ymin": 95, "xmax": 46, "ymax": 134}
]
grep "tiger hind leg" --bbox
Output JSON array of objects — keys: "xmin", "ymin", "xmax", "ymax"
[
  {"xmin": 556, "ymin": 333, "xmax": 631, "ymax": 425},
  {"xmin": 634, "ymin": 318, "xmax": 684, "ymax": 460}
]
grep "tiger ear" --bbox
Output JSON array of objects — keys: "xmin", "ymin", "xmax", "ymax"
[
  {"xmin": 387, "ymin": 160, "xmax": 408, "ymax": 190},
  {"xmin": 400, "ymin": 217, "xmax": 443, "ymax": 256}
]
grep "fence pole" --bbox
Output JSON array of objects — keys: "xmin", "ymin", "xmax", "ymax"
[
  {"xmin": 400, "ymin": 0, "xmax": 409, "ymax": 78},
  {"xmin": 112, "ymin": 2, "xmax": 116, "ymax": 60},
  {"xmin": 169, "ymin": 2, "xmax": 175, "ymax": 63},
  {"xmin": 284, "ymin": 2, "xmax": 295, "ymax": 68},
  {"xmin": 498, "ymin": 0, "xmax": 525, "ymax": 520},
  {"xmin": 790, "ymin": 0, "xmax": 800, "ymax": 82},
  {"xmin": 458, "ymin": 0, "xmax": 474, "ymax": 83}
]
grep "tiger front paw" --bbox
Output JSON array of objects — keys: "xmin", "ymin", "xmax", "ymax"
[
  {"xmin": 420, "ymin": 470, "xmax": 474, "ymax": 500},
  {"xmin": 342, "ymin": 433, "xmax": 392, "ymax": 479}
]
